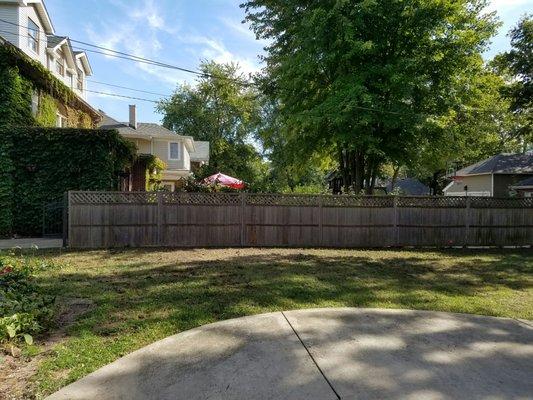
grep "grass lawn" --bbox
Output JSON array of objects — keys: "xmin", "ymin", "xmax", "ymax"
[{"xmin": 2, "ymin": 248, "xmax": 532, "ymax": 398}]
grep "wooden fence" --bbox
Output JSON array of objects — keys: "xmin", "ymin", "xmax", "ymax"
[{"xmin": 67, "ymin": 191, "xmax": 533, "ymax": 248}]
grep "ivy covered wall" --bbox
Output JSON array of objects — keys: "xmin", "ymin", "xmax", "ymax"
[
  {"xmin": 0, "ymin": 42, "xmax": 99, "ymax": 128},
  {"xmin": 0, "ymin": 128, "xmax": 135, "ymax": 237}
]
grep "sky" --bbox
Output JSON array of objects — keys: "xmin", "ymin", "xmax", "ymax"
[{"xmin": 45, "ymin": 0, "xmax": 532, "ymax": 124}]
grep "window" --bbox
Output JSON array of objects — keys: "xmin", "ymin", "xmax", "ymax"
[
  {"xmin": 56, "ymin": 113, "xmax": 66, "ymax": 128},
  {"xmin": 56, "ymin": 58, "xmax": 65, "ymax": 76},
  {"xmin": 77, "ymin": 74, "xmax": 83, "ymax": 91},
  {"xmin": 168, "ymin": 142, "xmax": 180, "ymax": 160},
  {"xmin": 27, "ymin": 18, "xmax": 39, "ymax": 53},
  {"xmin": 67, "ymin": 72, "xmax": 73, "ymax": 88}
]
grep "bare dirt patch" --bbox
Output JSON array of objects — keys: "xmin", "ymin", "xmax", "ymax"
[{"xmin": 0, "ymin": 298, "xmax": 93, "ymax": 400}]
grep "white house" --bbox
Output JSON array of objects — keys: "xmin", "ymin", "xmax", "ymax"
[
  {"xmin": 443, "ymin": 153, "xmax": 533, "ymax": 197},
  {"xmin": 99, "ymin": 105, "xmax": 210, "ymax": 191},
  {"xmin": 0, "ymin": 0, "xmax": 92, "ymax": 102}
]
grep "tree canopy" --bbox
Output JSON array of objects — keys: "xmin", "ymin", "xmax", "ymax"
[
  {"xmin": 157, "ymin": 61, "xmax": 268, "ymax": 190},
  {"xmin": 242, "ymin": 0, "xmax": 499, "ymax": 193}
]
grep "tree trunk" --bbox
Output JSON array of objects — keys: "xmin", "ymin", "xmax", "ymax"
[
  {"xmin": 390, "ymin": 165, "xmax": 400, "ymax": 192},
  {"xmin": 354, "ymin": 151, "xmax": 365, "ymax": 194}
]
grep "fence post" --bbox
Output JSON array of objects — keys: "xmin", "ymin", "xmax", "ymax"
[
  {"xmin": 240, "ymin": 192, "xmax": 246, "ymax": 247},
  {"xmin": 157, "ymin": 191, "xmax": 163, "ymax": 246},
  {"xmin": 393, "ymin": 196, "xmax": 399, "ymax": 247},
  {"xmin": 464, "ymin": 196, "xmax": 471, "ymax": 247},
  {"xmin": 318, "ymin": 195, "xmax": 323, "ymax": 247}
]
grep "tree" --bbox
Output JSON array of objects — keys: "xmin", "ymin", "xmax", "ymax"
[
  {"xmin": 493, "ymin": 15, "xmax": 532, "ymax": 148},
  {"xmin": 157, "ymin": 61, "xmax": 268, "ymax": 189},
  {"xmin": 408, "ymin": 68, "xmax": 525, "ymax": 194},
  {"xmin": 242, "ymin": 0, "xmax": 499, "ymax": 193}
]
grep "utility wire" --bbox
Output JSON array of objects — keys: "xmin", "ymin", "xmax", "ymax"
[
  {"xmin": 0, "ymin": 18, "xmax": 255, "ymax": 87},
  {"xmin": 86, "ymin": 80, "xmax": 171, "ymax": 97},
  {"xmin": 84, "ymin": 89, "xmax": 159, "ymax": 103},
  {"xmin": 0, "ymin": 20, "xmax": 507, "ymax": 118}
]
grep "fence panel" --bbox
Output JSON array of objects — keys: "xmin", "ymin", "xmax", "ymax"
[{"xmin": 67, "ymin": 191, "xmax": 533, "ymax": 249}]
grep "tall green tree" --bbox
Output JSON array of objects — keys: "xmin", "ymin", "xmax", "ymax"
[
  {"xmin": 157, "ymin": 61, "xmax": 267, "ymax": 189},
  {"xmin": 242, "ymin": 0, "xmax": 498, "ymax": 193},
  {"xmin": 493, "ymin": 15, "xmax": 532, "ymax": 147}
]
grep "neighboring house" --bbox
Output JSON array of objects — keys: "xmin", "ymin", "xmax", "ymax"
[
  {"xmin": 510, "ymin": 177, "xmax": 533, "ymax": 198},
  {"xmin": 99, "ymin": 105, "xmax": 209, "ymax": 191},
  {"xmin": 0, "ymin": 0, "xmax": 91, "ymax": 99},
  {"xmin": 0, "ymin": 0, "xmax": 99, "ymax": 127},
  {"xmin": 443, "ymin": 153, "xmax": 533, "ymax": 197},
  {"xmin": 382, "ymin": 178, "xmax": 430, "ymax": 196}
]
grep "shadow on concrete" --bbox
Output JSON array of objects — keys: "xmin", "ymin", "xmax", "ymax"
[{"xmin": 35, "ymin": 248, "xmax": 533, "ymax": 398}]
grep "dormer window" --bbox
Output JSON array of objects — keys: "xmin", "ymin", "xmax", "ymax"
[{"xmin": 28, "ymin": 18, "xmax": 39, "ymax": 53}]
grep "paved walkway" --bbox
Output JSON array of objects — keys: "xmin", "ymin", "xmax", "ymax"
[
  {"xmin": 47, "ymin": 308, "xmax": 533, "ymax": 400},
  {"xmin": 0, "ymin": 238, "xmax": 62, "ymax": 250}
]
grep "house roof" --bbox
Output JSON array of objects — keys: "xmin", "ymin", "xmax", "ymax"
[
  {"xmin": 386, "ymin": 178, "xmax": 430, "ymax": 196},
  {"xmin": 453, "ymin": 153, "xmax": 533, "ymax": 176},
  {"xmin": 46, "ymin": 34, "xmax": 65, "ymax": 49},
  {"xmin": 511, "ymin": 176, "xmax": 533, "ymax": 189},
  {"xmin": 98, "ymin": 113, "xmax": 196, "ymax": 152}
]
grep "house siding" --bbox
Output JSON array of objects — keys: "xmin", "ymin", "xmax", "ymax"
[
  {"xmin": 18, "ymin": 4, "xmax": 48, "ymax": 67},
  {"xmin": 0, "ymin": 4, "xmax": 20, "ymax": 47},
  {"xmin": 153, "ymin": 139, "xmax": 188, "ymax": 170},
  {"xmin": 445, "ymin": 175, "xmax": 492, "ymax": 196}
]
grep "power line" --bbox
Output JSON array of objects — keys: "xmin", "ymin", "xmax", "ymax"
[
  {"xmin": 0, "ymin": 20, "xmax": 511, "ymax": 118},
  {"xmin": 84, "ymin": 89, "xmax": 159, "ymax": 103},
  {"xmin": 86, "ymin": 80, "xmax": 171, "ymax": 97},
  {"xmin": 0, "ymin": 18, "xmax": 255, "ymax": 87}
]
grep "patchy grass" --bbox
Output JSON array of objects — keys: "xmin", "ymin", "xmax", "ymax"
[{"xmin": 2, "ymin": 248, "xmax": 532, "ymax": 398}]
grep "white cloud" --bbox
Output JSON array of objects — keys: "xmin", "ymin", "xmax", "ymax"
[
  {"xmin": 180, "ymin": 34, "xmax": 262, "ymax": 76},
  {"xmin": 487, "ymin": 0, "xmax": 531, "ymax": 12}
]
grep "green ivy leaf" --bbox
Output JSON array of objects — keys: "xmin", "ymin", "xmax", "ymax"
[
  {"xmin": 23, "ymin": 334, "xmax": 33, "ymax": 345},
  {"xmin": 6, "ymin": 325, "xmax": 16, "ymax": 338}
]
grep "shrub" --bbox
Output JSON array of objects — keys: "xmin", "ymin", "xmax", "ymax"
[{"xmin": 0, "ymin": 256, "xmax": 59, "ymax": 345}]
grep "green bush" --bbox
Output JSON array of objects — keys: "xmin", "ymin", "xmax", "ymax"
[
  {"xmin": 0, "ymin": 127, "xmax": 135, "ymax": 236},
  {"xmin": 0, "ymin": 256, "xmax": 58, "ymax": 345}
]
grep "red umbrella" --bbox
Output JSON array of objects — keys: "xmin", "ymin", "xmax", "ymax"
[{"xmin": 203, "ymin": 172, "xmax": 245, "ymax": 190}]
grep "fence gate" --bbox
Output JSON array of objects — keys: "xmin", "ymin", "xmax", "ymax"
[{"xmin": 42, "ymin": 199, "xmax": 65, "ymax": 238}]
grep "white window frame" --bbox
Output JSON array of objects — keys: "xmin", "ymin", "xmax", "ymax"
[
  {"xmin": 168, "ymin": 142, "xmax": 180, "ymax": 160},
  {"xmin": 27, "ymin": 18, "xmax": 39, "ymax": 54},
  {"xmin": 56, "ymin": 58, "xmax": 65, "ymax": 76},
  {"xmin": 56, "ymin": 113, "xmax": 66, "ymax": 128}
]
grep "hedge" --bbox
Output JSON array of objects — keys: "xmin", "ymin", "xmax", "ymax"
[{"xmin": 0, "ymin": 127, "xmax": 135, "ymax": 237}]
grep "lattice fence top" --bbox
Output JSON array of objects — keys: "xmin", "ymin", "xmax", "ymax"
[
  {"xmin": 70, "ymin": 191, "xmax": 159, "ymax": 204},
  {"xmin": 162, "ymin": 192, "xmax": 241, "ymax": 205},
  {"xmin": 69, "ymin": 192, "xmax": 533, "ymax": 208},
  {"xmin": 322, "ymin": 196, "xmax": 394, "ymax": 208},
  {"xmin": 246, "ymin": 194, "xmax": 319, "ymax": 207},
  {"xmin": 470, "ymin": 197, "xmax": 533, "ymax": 208},
  {"xmin": 398, "ymin": 196, "xmax": 467, "ymax": 208}
]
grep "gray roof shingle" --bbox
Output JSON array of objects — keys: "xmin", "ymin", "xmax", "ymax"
[
  {"xmin": 46, "ymin": 35, "xmax": 66, "ymax": 49},
  {"xmin": 455, "ymin": 153, "xmax": 533, "ymax": 176},
  {"xmin": 386, "ymin": 178, "xmax": 430, "ymax": 195}
]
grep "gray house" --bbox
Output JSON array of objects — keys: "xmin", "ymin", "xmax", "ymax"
[{"xmin": 444, "ymin": 153, "xmax": 533, "ymax": 197}]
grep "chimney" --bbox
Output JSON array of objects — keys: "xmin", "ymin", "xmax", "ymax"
[{"xmin": 129, "ymin": 104, "xmax": 137, "ymax": 129}]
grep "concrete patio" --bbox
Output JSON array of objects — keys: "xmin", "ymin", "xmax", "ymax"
[{"xmin": 47, "ymin": 308, "xmax": 533, "ymax": 400}]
